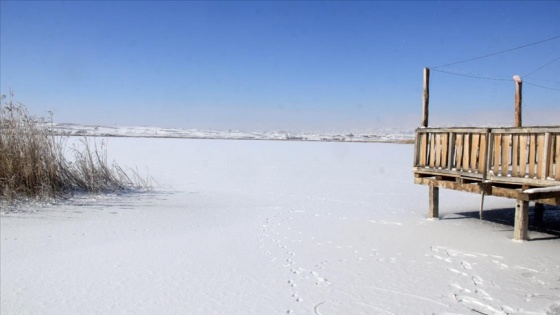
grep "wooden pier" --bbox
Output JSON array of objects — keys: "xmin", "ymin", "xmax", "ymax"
[{"xmin": 413, "ymin": 126, "xmax": 560, "ymax": 240}]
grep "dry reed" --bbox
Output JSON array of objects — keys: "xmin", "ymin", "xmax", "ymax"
[{"xmin": 0, "ymin": 92, "xmax": 150, "ymax": 204}]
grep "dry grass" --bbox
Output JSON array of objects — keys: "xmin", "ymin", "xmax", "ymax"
[{"xmin": 0, "ymin": 92, "xmax": 150, "ymax": 204}]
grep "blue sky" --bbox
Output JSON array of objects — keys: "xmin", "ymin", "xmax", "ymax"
[{"xmin": 1, "ymin": 1, "xmax": 559, "ymax": 131}]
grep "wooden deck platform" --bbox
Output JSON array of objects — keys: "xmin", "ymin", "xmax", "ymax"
[{"xmin": 413, "ymin": 126, "xmax": 560, "ymax": 240}]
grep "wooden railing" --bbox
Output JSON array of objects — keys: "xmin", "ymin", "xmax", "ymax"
[{"xmin": 414, "ymin": 127, "xmax": 560, "ymax": 186}]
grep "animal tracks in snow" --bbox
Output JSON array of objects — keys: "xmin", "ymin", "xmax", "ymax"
[{"xmin": 429, "ymin": 245, "xmax": 556, "ymax": 314}]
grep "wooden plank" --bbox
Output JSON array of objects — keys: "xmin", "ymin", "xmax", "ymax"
[
  {"xmin": 419, "ymin": 127, "xmax": 493, "ymax": 133},
  {"xmin": 542, "ymin": 133, "xmax": 551, "ymax": 180},
  {"xmin": 435, "ymin": 133, "xmax": 442, "ymax": 168},
  {"xmin": 413, "ymin": 168, "xmax": 484, "ymax": 179},
  {"xmin": 419, "ymin": 133, "xmax": 427, "ymax": 167},
  {"xmin": 493, "ymin": 134, "xmax": 501, "ymax": 175},
  {"xmin": 483, "ymin": 131, "xmax": 493, "ymax": 180},
  {"xmin": 511, "ymin": 134, "xmax": 519, "ymax": 177},
  {"xmin": 470, "ymin": 134, "xmax": 480, "ymax": 172},
  {"xmin": 456, "ymin": 133, "xmax": 464, "ymax": 171},
  {"xmin": 519, "ymin": 135, "xmax": 528, "ymax": 178},
  {"xmin": 513, "ymin": 200, "xmax": 529, "ymax": 241},
  {"xmin": 491, "ymin": 127, "xmax": 560, "ymax": 134},
  {"xmin": 429, "ymin": 133, "xmax": 436, "ymax": 168},
  {"xmin": 556, "ymin": 135, "xmax": 560, "ymax": 180},
  {"xmin": 487, "ymin": 174, "xmax": 559, "ymax": 187},
  {"xmin": 548, "ymin": 135, "xmax": 556, "ymax": 179},
  {"xmin": 441, "ymin": 133, "xmax": 449, "ymax": 169},
  {"xmin": 463, "ymin": 133, "xmax": 471, "ymax": 172},
  {"xmin": 529, "ymin": 134, "xmax": 536, "ymax": 178},
  {"xmin": 478, "ymin": 133, "xmax": 487, "ymax": 174},
  {"xmin": 501, "ymin": 134, "xmax": 510, "ymax": 176},
  {"xmin": 414, "ymin": 178, "xmax": 483, "ymax": 194},
  {"xmin": 447, "ymin": 132, "xmax": 456, "ymax": 170},
  {"xmin": 536, "ymin": 134, "xmax": 545, "ymax": 179}
]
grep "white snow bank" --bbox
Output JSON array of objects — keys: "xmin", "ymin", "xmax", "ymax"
[{"xmin": 2, "ymin": 139, "xmax": 559, "ymax": 314}]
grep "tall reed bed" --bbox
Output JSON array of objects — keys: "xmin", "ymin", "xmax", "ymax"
[{"xmin": 0, "ymin": 93, "xmax": 149, "ymax": 204}]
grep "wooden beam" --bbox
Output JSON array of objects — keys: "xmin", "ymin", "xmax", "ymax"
[
  {"xmin": 422, "ymin": 67, "xmax": 430, "ymax": 128},
  {"xmin": 514, "ymin": 75, "xmax": 522, "ymax": 128},
  {"xmin": 513, "ymin": 199, "xmax": 529, "ymax": 241}
]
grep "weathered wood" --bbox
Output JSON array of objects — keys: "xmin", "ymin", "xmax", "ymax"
[
  {"xmin": 463, "ymin": 133, "xmax": 471, "ymax": 172},
  {"xmin": 514, "ymin": 75, "xmax": 522, "ymax": 128},
  {"xmin": 448, "ymin": 133, "xmax": 456, "ymax": 170},
  {"xmin": 479, "ymin": 133, "xmax": 487, "ymax": 174},
  {"xmin": 537, "ymin": 134, "xmax": 545, "ymax": 178},
  {"xmin": 414, "ymin": 168, "xmax": 484, "ymax": 179},
  {"xmin": 501, "ymin": 134, "xmax": 510, "ymax": 176},
  {"xmin": 483, "ymin": 131, "xmax": 493, "ymax": 179},
  {"xmin": 493, "ymin": 134, "xmax": 501, "ymax": 175},
  {"xmin": 419, "ymin": 133, "xmax": 427, "ymax": 166},
  {"xmin": 492, "ymin": 127, "xmax": 560, "ymax": 134},
  {"xmin": 487, "ymin": 174, "xmax": 559, "ymax": 187},
  {"xmin": 456, "ymin": 134, "xmax": 464, "ymax": 171},
  {"xmin": 513, "ymin": 199, "xmax": 528, "ymax": 241},
  {"xmin": 415, "ymin": 178, "xmax": 483, "ymax": 194},
  {"xmin": 519, "ymin": 135, "xmax": 528, "ymax": 178},
  {"xmin": 422, "ymin": 67, "xmax": 430, "ymax": 128},
  {"xmin": 435, "ymin": 133, "xmax": 442, "ymax": 168},
  {"xmin": 556, "ymin": 135, "xmax": 560, "ymax": 180},
  {"xmin": 470, "ymin": 133, "xmax": 480, "ymax": 172},
  {"xmin": 548, "ymin": 135, "xmax": 556, "ymax": 179},
  {"xmin": 429, "ymin": 133, "xmax": 436, "ymax": 168},
  {"xmin": 543, "ymin": 133, "xmax": 551, "ymax": 179},
  {"xmin": 442, "ymin": 133, "xmax": 449, "ymax": 169},
  {"xmin": 418, "ymin": 127, "xmax": 492, "ymax": 134},
  {"xmin": 512, "ymin": 134, "xmax": 519, "ymax": 177},
  {"xmin": 529, "ymin": 134, "xmax": 537, "ymax": 178},
  {"xmin": 428, "ymin": 184, "xmax": 439, "ymax": 218}
]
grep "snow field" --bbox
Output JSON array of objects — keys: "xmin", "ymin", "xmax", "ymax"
[{"xmin": 2, "ymin": 138, "xmax": 559, "ymax": 314}]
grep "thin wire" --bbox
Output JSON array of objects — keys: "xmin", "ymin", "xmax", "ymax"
[
  {"xmin": 432, "ymin": 68, "xmax": 511, "ymax": 81},
  {"xmin": 523, "ymin": 56, "xmax": 560, "ymax": 77},
  {"xmin": 432, "ymin": 35, "xmax": 560, "ymax": 68},
  {"xmin": 524, "ymin": 81, "xmax": 560, "ymax": 91}
]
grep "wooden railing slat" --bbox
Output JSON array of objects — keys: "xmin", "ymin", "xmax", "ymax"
[
  {"xmin": 556, "ymin": 135, "xmax": 560, "ymax": 180},
  {"xmin": 511, "ymin": 134, "xmax": 519, "ymax": 177},
  {"xmin": 537, "ymin": 134, "xmax": 545, "ymax": 179},
  {"xmin": 471, "ymin": 134, "xmax": 479, "ymax": 172},
  {"xmin": 529, "ymin": 134, "xmax": 537, "ymax": 178},
  {"xmin": 501, "ymin": 134, "xmax": 510, "ymax": 176},
  {"xmin": 441, "ymin": 133, "xmax": 449, "ymax": 169},
  {"xmin": 429, "ymin": 133, "xmax": 436, "ymax": 167},
  {"xmin": 419, "ymin": 133, "xmax": 427, "ymax": 167},
  {"xmin": 479, "ymin": 133, "xmax": 487, "ymax": 174},
  {"xmin": 519, "ymin": 135, "xmax": 528, "ymax": 178},
  {"xmin": 493, "ymin": 134, "xmax": 501, "ymax": 175},
  {"xmin": 435, "ymin": 133, "xmax": 442, "ymax": 168},
  {"xmin": 463, "ymin": 133, "xmax": 471, "ymax": 172},
  {"xmin": 456, "ymin": 133, "xmax": 464, "ymax": 171},
  {"xmin": 448, "ymin": 133, "xmax": 456, "ymax": 170}
]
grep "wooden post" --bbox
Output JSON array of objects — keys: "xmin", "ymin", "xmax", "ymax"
[
  {"xmin": 513, "ymin": 199, "xmax": 529, "ymax": 241},
  {"xmin": 428, "ymin": 184, "xmax": 439, "ymax": 218},
  {"xmin": 514, "ymin": 75, "xmax": 522, "ymax": 128},
  {"xmin": 422, "ymin": 67, "xmax": 430, "ymax": 128}
]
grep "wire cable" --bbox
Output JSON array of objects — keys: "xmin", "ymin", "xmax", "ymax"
[
  {"xmin": 431, "ymin": 35, "xmax": 560, "ymax": 69},
  {"xmin": 432, "ymin": 68, "xmax": 511, "ymax": 81},
  {"xmin": 523, "ymin": 56, "xmax": 560, "ymax": 78},
  {"xmin": 524, "ymin": 81, "xmax": 560, "ymax": 91}
]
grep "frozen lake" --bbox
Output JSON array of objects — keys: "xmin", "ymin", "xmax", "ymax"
[{"xmin": 2, "ymin": 138, "xmax": 559, "ymax": 314}]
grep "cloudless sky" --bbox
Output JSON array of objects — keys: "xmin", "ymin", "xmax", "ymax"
[{"xmin": 1, "ymin": 1, "xmax": 559, "ymax": 131}]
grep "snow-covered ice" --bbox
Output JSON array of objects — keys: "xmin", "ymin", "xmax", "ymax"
[{"xmin": 2, "ymin": 138, "xmax": 559, "ymax": 314}]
